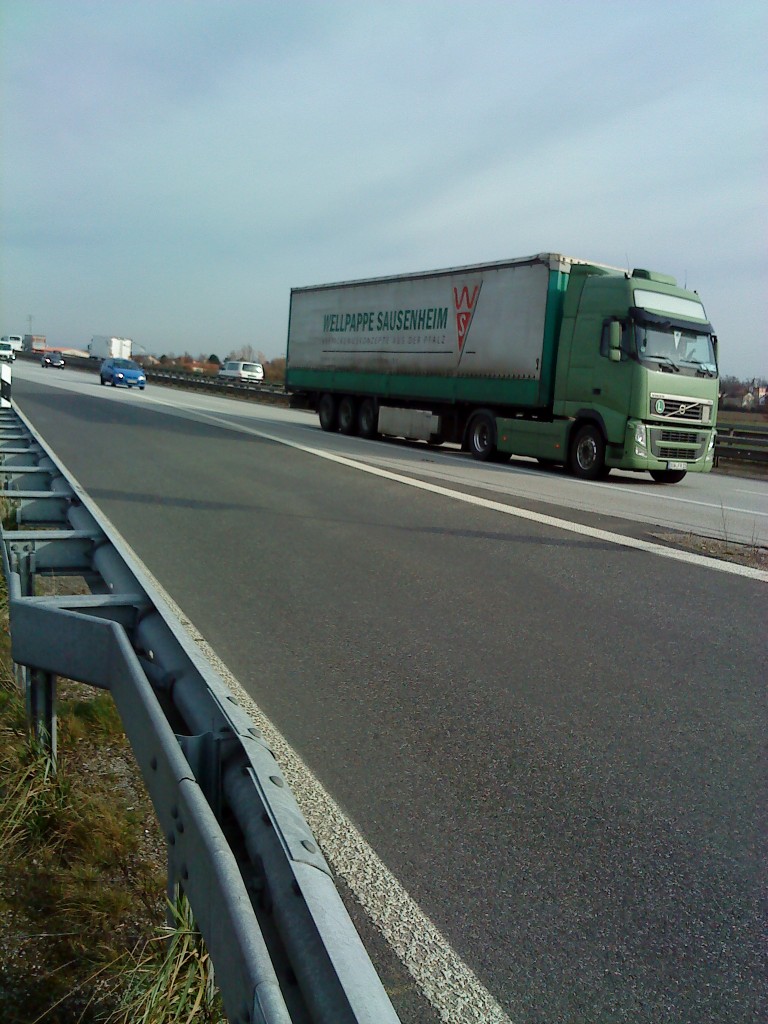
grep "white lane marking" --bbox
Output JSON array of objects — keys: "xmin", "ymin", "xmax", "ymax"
[
  {"xmin": 211, "ymin": 656, "xmax": 515, "ymax": 1024},
  {"xmin": 195, "ymin": 412, "xmax": 768, "ymax": 583},
  {"xmin": 23, "ymin": 366, "xmax": 767, "ymax": 522},
  {"xmin": 133, "ymin": 388, "xmax": 768, "ymax": 522}
]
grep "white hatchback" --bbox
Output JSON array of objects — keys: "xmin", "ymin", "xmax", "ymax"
[{"xmin": 218, "ymin": 360, "xmax": 264, "ymax": 383}]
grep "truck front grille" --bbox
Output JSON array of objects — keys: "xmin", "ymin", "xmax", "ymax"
[
  {"xmin": 660, "ymin": 430, "xmax": 699, "ymax": 444},
  {"xmin": 648, "ymin": 427, "xmax": 709, "ymax": 462}
]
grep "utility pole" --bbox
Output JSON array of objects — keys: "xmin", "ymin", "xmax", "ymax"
[{"xmin": 27, "ymin": 314, "xmax": 33, "ymax": 334}]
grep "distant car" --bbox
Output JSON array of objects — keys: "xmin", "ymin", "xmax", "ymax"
[
  {"xmin": 41, "ymin": 351, "xmax": 66, "ymax": 369},
  {"xmin": 100, "ymin": 357, "xmax": 146, "ymax": 389},
  {"xmin": 0, "ymin": 341, "xmax": 15, "ymax": 362},
  {"xmin": 217, "ymin": 360, "xmax": 264, "ymax": 383}
]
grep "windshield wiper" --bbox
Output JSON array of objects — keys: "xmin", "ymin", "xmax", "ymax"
[
  {"xmin": 647, "ymin": 354, "xmax": 680, "ymax": 372},
  {"xmin": 684, "ymin": 359, "xmax": 717, "ymax": 378}
]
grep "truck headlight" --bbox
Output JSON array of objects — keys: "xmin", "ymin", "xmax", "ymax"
[{"xmin": 634, "ymin": 423, "xmax": 647, "ymax": 456}]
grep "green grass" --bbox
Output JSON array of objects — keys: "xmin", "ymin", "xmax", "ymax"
[{"xmin": 108, "ymin": 897, "xmax": 223, "ymax": 1024}]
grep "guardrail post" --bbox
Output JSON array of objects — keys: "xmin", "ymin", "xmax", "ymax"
[
  {"xmin": 27, "ymin": 668, "xmax": 58, "ymax": 767},
  {"xmin": 13, "ymin": 544, "xmax": 59, "ymax": 766},
  {"xmin": 177, "ymin": 729, "xmax": 239, "ymax": 820},
  {"xmin": 1, "ymin": 362, "xmax": 11, "ymax": 408}
]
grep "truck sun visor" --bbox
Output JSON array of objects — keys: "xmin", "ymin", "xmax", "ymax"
[{"xmin": 629, "ymin": 307, "xmax": 713, "ymax": 335}]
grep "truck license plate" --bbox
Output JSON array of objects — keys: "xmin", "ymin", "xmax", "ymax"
[{"xmin": 667, "ymin": 461, "xmax": 686, "ymax": 471}]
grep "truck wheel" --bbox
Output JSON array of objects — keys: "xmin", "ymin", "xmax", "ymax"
[
  {"xmin": 468, "ymin": 412, "xmax": 497, "ymax": 462},
  {"xmin": 650, "ymin": 469, "xmax": 687, "ymax": 484},
  {"xmin": 338, "ymin": 396, "xmax": 358, "ymax": 435},
  {"xmin": 358, "ymin": 398, "xmax": 379, "ymax": 439},
  {"xmin": 318, "ymin": 393, "xmax": 338, "ymax": 432},
  {"xmin": 569, "ymin": 424, "xmax": 608, "ymax": 480}
]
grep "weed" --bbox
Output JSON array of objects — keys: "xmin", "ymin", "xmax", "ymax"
[
  {"xmin": 0, "ymin": 697, "xmax": 70, "ymax": 856},
  {"xmin": 0, "ymin": 496, "xmax": 20, "ymax": 530},
  {"xmin": 0, "ymin": 603, "xmax": 168, "ymax": 1020},
  {"xmin": 0, "ymin": 566, "xmax": 226, "ymax": 1022},
  {"xmin": 109, "ymin": 896, "xmax": 224, "ymax": 1024}
]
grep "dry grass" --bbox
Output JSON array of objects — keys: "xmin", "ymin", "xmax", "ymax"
[
  {"xmin": 107, "ymin": 897, "xmax": 223, "ymax": 1024},
  {"xmin": 0, "ymin": 564, "xmax": 225, "ymax": 1022}
]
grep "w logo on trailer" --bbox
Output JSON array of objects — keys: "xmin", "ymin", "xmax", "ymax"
[{"xmin": 453, "ymin": 283, "xmax": 482, "ymax": 351}]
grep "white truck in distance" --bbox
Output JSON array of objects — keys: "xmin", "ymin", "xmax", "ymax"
[
  {"xmin": 1, "ymin": 335, "xmax": 23, "ymax": 353},
  {"xmin": 88, "ymin": 336, "xmax": 133, "ymax": 360}
]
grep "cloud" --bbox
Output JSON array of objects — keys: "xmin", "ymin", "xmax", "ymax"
[{"xmin": 1, "ymin": 0, "xmax": 765, "ymax": 373}]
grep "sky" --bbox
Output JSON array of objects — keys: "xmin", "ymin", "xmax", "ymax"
[{"xmin": 1, "ymin": 0, "xmax": 765, "ymax": 377}]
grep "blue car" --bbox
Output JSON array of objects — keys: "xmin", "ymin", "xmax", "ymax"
[{"xmin": 100, "ymin": 358, "xmax": 146, "ymax": 390}]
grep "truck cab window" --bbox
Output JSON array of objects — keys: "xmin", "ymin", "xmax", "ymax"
[{"xmin": 635, "ymin": 325, "xmax": 716, "ymax": 375}]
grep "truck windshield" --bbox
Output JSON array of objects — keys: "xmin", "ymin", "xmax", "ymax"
[{"xmin": 634, "ymin": 325, "xmax": 717, "ymax": 377}]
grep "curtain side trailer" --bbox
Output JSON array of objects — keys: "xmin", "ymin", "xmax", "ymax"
[{"xmin": 285, "ymin": 252, "xmax": 718, "ymax": 482}]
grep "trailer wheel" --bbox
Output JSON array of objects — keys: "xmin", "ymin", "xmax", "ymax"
[
  {"xmin": 650, "ymin": 469, "xmax": 687, "ymax": 484},
  {"xmin": 318, "ymin": 393, "xmax": 338, "ymax": 432},
  {"xmin": 358, "ymin": 398, "xmax": 379, "ymax": 439},
  {"xmin": 338, "ymin": 396, "xmax": 358, "ymax": 435},
  {"xmin": 468, "ymin": 412, "xmax": 497, "ymax": 462},
  {"xmin": 569, "ymin": 423, "xmax": 608, "ymax": 480}
]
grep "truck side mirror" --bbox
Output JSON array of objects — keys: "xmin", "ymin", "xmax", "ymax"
[{"xmin": 609, "ymin": 321, "xmax": 622, "ymax": 362}]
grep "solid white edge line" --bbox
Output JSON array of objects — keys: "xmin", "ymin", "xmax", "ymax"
[
  {"xmin": 12, "ymin": 400, "xmax": 515, "ymax": 1023},
  {"xmin": 195, "ymin": 412, "xmax": 768, "ymax": 584},
  {"xmin": 205, "ymin": 649, "xmax": 516, "ymax": 1024}
]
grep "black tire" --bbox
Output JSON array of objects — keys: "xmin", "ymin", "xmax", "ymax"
[
  {"xmin": 650, "ymin": 469, "xmax": 687, "ymax": 484},
  {"xmin": 358, "ymin": 398, "xmax": 379, "ymax": 439},
  {"xmin": 468, "ymin": 412, "xmax": 497, "ymax": 462},
  {"xmin": 318, "ymin": 393, "xmax": 338, "ymax": 432},
  {"xmin": 100, "ymin": 376, "xmax": 106, "ymax": 386},
  {"xmin": 569, "ymin": 423, "xmax": 608, "ymax": 480},
  {"xmin": 338, "ymin": 396, "xmax": 358, "ymax": 435}
]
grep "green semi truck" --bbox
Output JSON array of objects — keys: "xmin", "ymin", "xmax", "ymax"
[{"xmin": 285, "ymin": 253, "xmax": 718, "ymax": 483}]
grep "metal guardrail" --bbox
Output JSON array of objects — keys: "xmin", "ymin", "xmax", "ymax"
[
  {"xmin": 147, "ymin": 368, "xmax": 287, "ymax": 398},
  {"xmin": 22, "ymin": 351, "xmax": 288, "ymax": 401},
  {"xmin": 714, "ymin": 423, "xmax": 768, "ymax": 466},
  {"xmin": 0, "ymin": 404, "xmax": 400, "ymax": 1024}
]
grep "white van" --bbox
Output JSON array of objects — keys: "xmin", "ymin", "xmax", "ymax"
[
  {"xmin": 0, "ymin": 341, "xmax": 16, "ymax": 362},
  {"xmin": 218, "ymin": 360, "xmax": 264, "ymax": 383},
  {"xmin": 1, "ymin": 335, "xmax": 23, "ymax": 353}
]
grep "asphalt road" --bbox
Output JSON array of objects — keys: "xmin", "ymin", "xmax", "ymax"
[{"xmin": 10, "ymin": 368, "xmax": 767, "ymax": 1024}]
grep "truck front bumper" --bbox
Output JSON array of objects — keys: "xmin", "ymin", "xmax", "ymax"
[{"xmin": 616, "ymin": 419, "xmax": 716, "ymax": 474}]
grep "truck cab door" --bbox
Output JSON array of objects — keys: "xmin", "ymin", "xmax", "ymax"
[{"xmin": 590, "ymin": 320, "xmax": 635, "ymax": 445}]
